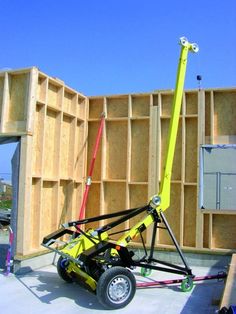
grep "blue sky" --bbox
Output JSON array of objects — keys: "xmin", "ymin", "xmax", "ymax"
[{"xmin": 0, "ymin": 0, "xmax": 235, "ymax": 179}]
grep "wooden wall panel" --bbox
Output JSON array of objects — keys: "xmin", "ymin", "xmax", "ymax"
[
  {"xmin": 160, "ymin": 118, "xmax": 169, "ymax": 179},
  {"xmin": 161, "ymin": 94, "xmax": 173, "ymax": 116},
  {"xmin": 8, "ymin": 74, "xmax": 29, "ymax": 122},
  {"xmin": 32, "ymin": 104, "xmax": 45, "ymax": 176},
  {"xmin": 104, "ymin": 182, "xmax": 126, "ymax": 238},
  {"xmin": 173, "ymin": 120, "xmax": 182, "ymax": 181},
  {"xmin": 74, "ymin": 121, "xmax": 86, "ymax": 181},
  {"xmin": 160, "ymin": 118, "xmax": 182, "ymax": 181},
  {"xmin": 185, "ymin": 118, "xmax": 198, "ymax": 182},
  {"xmin": 183, "ymin": 185, "xmax": 197, "ymax": 247},
  {"xmin": 131, "ymin": 120, "xmax": 149, "ymax": 182},
  {"xmin": 43, "ymin": 109, "xmax": 60, "ymax": 178},
  {"xmin": 41, "ymin": 181, "xmax": 58, "ymax": 239},
  {"xmin": 59, "ymin": 180, "xmax": 73, "ymax": 225},
  {"xmin": 37, "ymin": 76, "xmax": 47, "ymax": 103},
  {"xmin": 60, "ymin": 115, "xmax": 75, "ymax": 178},
  {"xmin": 129, "ymin": 184, "xmax": 148, "ymax": 242},
  {"xmin": 0, "ymin": 73, "xmax": 30, "ymax": 133},
  {"xmin": 0, "ymin": 76, "xmax": 4, "ymax": 122},
  {"xmin": 30, "ymin": 178, "xmax": 41, "ymax": 250},
  {"xmin": 212, "ymin": 215, "xmax": 236, "ymax": 249},
  {"xmin": 214, "ymin": 91, "xmax": 236, "ymax": 143},
  {"xmin": 106, "ymin": 121, "xmax": 127, "ymax": 180},
  {"xmin": 77, "ymin": 96, "xmax": 86, "ymax": 120},
  {"xmin": 104, "ymin": 182, "xmax": 126, "ymax": 212},
  {"xmin": 86, "ymin": 183, "xmax": 101, "ymax": 216},
  {"xmin": 129, "ymin": 184, "xmax": 148, "ymax": 208},
  {"xmin": 107, "ymin": 96, "xmax": 128, "ymax": 118},
  {"xmin": 63, "ymin": 90, "xmax": 76, "ymax": 115},
  {"xmin": 72, "ymin": 182, "xmax": 82, "ymax": 221},
  {"xmin": 131, "ymin": 95, "xmax": 150, "ymax": 116},
  {"xmin": 87, "ymin": 121, "xmax": 102, "ymax": 181},
  {"xmin": 86, "ymin": 183, "xmax": 101, "ymax": 229},
  {"xmin": 48, "ymin": 83, "xmax": 61, "ymax": 109},
  {"xmin": 89, "ymin": 98, "xmax": 103, "ymax": 119},
  {"xmin": 186, "ymin": 92, "xmax": 198, "ymax": 115},
  {"xmin": 159, "ymin": 183, "xmax": 181, "ymax": 245}
]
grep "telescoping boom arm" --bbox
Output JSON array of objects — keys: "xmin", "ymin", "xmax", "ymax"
[{"xmin": 117, "ymin": 37, "xmax": 199, "ymax": 246}]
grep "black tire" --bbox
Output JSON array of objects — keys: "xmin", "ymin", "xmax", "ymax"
[
  {"xmin": 96, "ymin": 266, "xmax": 136, "ymax": 309},
  {"xmin": 57, "ymin": 256, "xmax": 73, "ymax": 283}
]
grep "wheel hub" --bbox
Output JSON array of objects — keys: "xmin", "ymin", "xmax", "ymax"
[{"xmin": 108, "ymin": 276, "xmax": 131, "ymax": 304}]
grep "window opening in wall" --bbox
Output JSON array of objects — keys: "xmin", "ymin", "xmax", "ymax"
[{"xmin": 199, "ymin": 144, "xmax": 236, "ymax": 210}]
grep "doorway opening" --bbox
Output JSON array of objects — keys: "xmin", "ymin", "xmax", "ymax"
[{"xmin": 0, "ymin": 137, "xmax": 20, "ymax": 273}]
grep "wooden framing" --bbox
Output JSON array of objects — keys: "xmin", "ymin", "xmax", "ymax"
[
  {"xmin": 87, "ymin": 88, "xmax": 236, "ymax": 254},
  {"xmin": 0, "ymin": 68, "xmax": 88, "ymax": 256},
  {"xmin": 0, "ymin": 67, "xmax": 236, "ymax": 257}
]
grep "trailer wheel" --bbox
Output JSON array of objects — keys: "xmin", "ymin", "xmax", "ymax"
[
  {"xmin": 57, "ymin": 256, "xmax": 73, "ymax": 283},
  {"xmin": 96, "ymin": 266, "xmax": 136, "ymax": 309},
  {"xmin": 181, "ymin": 277, "xmax": 193, "ymax": 292}
]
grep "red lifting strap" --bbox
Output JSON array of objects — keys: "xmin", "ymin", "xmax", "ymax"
[{"xmin": 78, "ymin": 113, "xmax": 105, "ymax": 224}]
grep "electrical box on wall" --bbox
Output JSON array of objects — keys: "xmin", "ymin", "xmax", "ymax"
[{"xmin": 200, "ymin": 145, "xmax": 236, "ymax": 210}]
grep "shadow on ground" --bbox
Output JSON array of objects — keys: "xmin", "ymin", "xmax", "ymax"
[
  {"xmin": 180, "ymin": 263, "xmax": 226, "ymax": 314},
  {"xmin": 16, "ymin": 268, "xmax": 105, "ymax": 310},
  {"xmin": 0, "ymin": 244, "xmax": 8, "ymax": 271}
]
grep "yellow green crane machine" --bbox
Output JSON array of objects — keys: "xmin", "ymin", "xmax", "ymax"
[{"xmin": 42, "ymin": 37, "xmax": 199, "ymax": 309}]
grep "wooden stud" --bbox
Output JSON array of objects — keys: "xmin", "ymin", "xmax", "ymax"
[
  {"xmin": 196, "ymin": 90, "xmax": 205, "ymax": 248},
  {"xmin": 126, "ymin": 95, "xmax": 132, "ymax": 212},
  {"xmin": 17, "ymin": 135, "xmax": 33, "ymax": 255},
  {"xmin": 26, "ymin": 67, "xmax": 38, "ymax": 134},
  {"xmin": 210, "ymin": 90, "xmax": 214, "ymax": 144},
  {"xmin": 204, "ymin": 91, "xmax": 211, "ymax": 143},
  {"xmin": 203, "ymin": 214, "xmax": 209, "ymax": 248},
  {"xmin": 0, "ymin": 72, "xmax": 10, "ymax": 133},
  {"xmin": 100, "ymin": 98, "xmax": 107, "ymax": 222},
  {"xmin": 30, "ymin": 178, "xmax": 41, "ymax": 250},
  {"xmin": 148, "ymin": 95, "xmax": 158, "ymax": 197},
  {"xmin": 180, "ymin": 92, "xmax": 186, "ymax": 246}
]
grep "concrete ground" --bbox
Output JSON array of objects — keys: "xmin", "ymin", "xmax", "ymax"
[{"xmin": 0, "ymin": 263, "xmax": 225, "ymax": 314}]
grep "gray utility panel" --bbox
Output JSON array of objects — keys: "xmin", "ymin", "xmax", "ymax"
[{"xmin": 199, "ymin": 145, "xmax": 236, "ymax": 210}]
